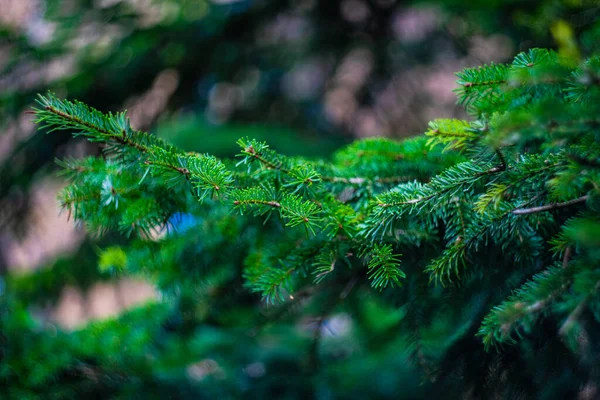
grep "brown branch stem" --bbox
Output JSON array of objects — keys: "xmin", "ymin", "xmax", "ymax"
[
  {"xmin": 233, "ymin": 199, "xmax": 281, "ymax": 208},
  {"xmin": 512, "ymin": 195, "xmax": 589, "ymax": 215}
]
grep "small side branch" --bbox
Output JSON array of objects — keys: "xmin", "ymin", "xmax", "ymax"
[
  {"xmin": 45, "ymin": 105, "xmax": 149, "ymax": 154},
  {"xmin": 559, "ymin": 281, "xmax": 600, "ymax": 337},
  {"xmin": 494, "ymin": 149, "xmax": 507, "ymax": 172},
  {"xmin": 512, "ymin": 195, "xmax": 589, "ymax": 215},
  {"xmin": 243, "ymin": 145, "xmax": 290, "ymax": 173},
  {"xmin": 377, "ymin": 163, "xmax": 505, "ymax": 208}
]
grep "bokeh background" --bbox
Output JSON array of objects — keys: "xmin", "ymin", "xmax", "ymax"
[{"xmin": 0, "ymin": 0, "xmax": 597, "ymax": 329}]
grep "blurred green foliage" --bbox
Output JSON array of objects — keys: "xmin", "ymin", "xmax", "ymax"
[{"xmin": 2, "ymin": 0, "xmax": 600, "ymax": 399}]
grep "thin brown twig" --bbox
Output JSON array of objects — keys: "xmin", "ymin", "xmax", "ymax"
[
  {"xmin": 563, "ymin": 246, "xmax": 573, "ymax": 268},
  {"xmin": 233, "ymin": 199, "xmax": 281, "ymax": 208},
  {"xmin": 512, "ymin": 195, "xmax": 589, "ymax": 215}
]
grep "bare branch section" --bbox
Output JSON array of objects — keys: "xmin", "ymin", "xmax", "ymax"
[
  {"xmin": 233, "ymin": 199, "xmax": 281, "ymax": 208},
  {"xmin": 512, "ymin": 195, "xmax": 589, "ymax": 215},
  {"xmin": 322, "ymin": 175, "xmax": 411, "ymax": 185}
]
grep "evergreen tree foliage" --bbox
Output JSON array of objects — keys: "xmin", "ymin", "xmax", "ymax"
[{"xmin": 3, "ymin": 15, "xmax": 600, "ymax": 400}]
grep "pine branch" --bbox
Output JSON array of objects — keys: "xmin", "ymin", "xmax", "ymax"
[
  {"xmin": 474, "ymin": 154, "xmax": 564, "ymax": 213},
  {"xmin": 425, "ymin": 118, "xmax": 477, "ymax": 150},
  {"xmin": 454, "ymin": 62, "xmax": 509, "ymax": 105},
  {"xmin": 426, "ymin": 196, "xmax": 544, "ymax": 284},
  {"xmin": 230, "ymin": 187, "xmax": 322, "ymax": 234},
  {"xmin": 35, "ymin": 93, "xmax": 233, "ymax": 201},
  {"xmin": 237, "ymin": 138, "xmax": 291, "ymax": 173},
  {"xmin": 478, "ymin": 262, "xmax": 580, "ymax": 350},
  {"xmin": 34, "ymin": 93, "xmax": 172, "ymax": 154},
  {"xmin": 365, "ymin": 244, "xmax": 405, "ymax": 289},
  {"xmin": 313, "ymin": 250, "xmax": 336, "ymax": 284},
  {"xmin": 374, "ymin": 161, "xmax": 501, "ymax": 209},
  {"xmin": 231, "ymin": 187, "xmax": 281, "ymax": 213},
  {"xmin": 549, "ymin": 213, "xmax": 599, "ymax": 255},
  {"xmin": 144, "ymin": 160, "xmax": 191, "ymax": 177},
  {"xmin": 558, "ymin": 289, "xmax": 593, "ymax": 336}
]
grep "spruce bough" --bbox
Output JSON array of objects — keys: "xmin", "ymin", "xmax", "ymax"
[{"xmin": 28, "ymin": 46, "xmax": 600, "ymax": 394}]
